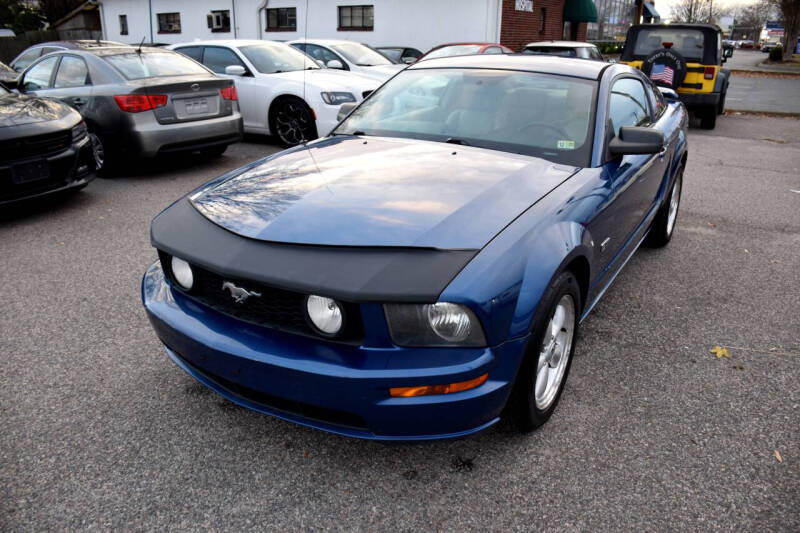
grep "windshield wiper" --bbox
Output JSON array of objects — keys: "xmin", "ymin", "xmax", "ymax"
[{"xmin": 444, "ymin": 137, "xmax": 470, "ymax": 146}]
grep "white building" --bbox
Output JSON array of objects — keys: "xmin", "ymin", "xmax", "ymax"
[{"xmin": 98, "ymin": 0, "xmax": 503, "ymax": 53}]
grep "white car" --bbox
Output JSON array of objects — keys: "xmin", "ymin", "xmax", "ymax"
[
  {"xmin": 522, "ymin": 41, "xmax": 605, "ymax": 61},
  {"xmin": 288, "ymin": 39, "xmax": 405, "ymax": 82},
  {"xmin": 169, "ymin": 40, "xmax": 378, "ymax": 146}
]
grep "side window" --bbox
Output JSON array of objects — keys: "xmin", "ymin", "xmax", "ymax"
[
  {"xmin": 646, "ymin": 79, "xmax": 666, "ymax": 118},
  {"xmin": 590, "ymin": 49, "xmax": 604, "ymax": 61},
  {"xmin": 41, "ymin": 47, "xmax": 63, "ymax": 56},
  {"xmin": 13, "ymin": 48, "xmax": 42, "ymax": 71},
  {"xmin": 22, "ymin": 56, "xmax": 58, "ymax": 91},
  {"xmin": 305, "ymin": 44, "xmax": 346, "ymax": 68},
  {"xmin": 483, "ymin": 46, "xmax": 503, "ymax": 54},
  {"xmin": 608, "ymin": 77, "xmax": 650, "ymax": 137},
  {"xmin": 175, "ymin": 46, "xmax": 203, "ymax": 62},
  {"xmin": 202, "ymin": 47, "xmax": 245, "ymax": 74},
  {"xmin": 54, "ymin": 56, "xmax": 90, "ymax": 88}
]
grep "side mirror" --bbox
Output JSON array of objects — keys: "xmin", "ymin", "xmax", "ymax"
[
  {"xmin": 315, "ymin": 59, "xmax": 325, "ymax": 67},
  {"xmin": 608, "ymin": 126, "xmax": 664, "ymax": 156},
  {"xmin": 225, "ymin": 65, "xmax": 246, "ymax": 76},
  {"xmin": 657, "ymin": 86, "xmax": 680, "ymax": 101},
  {"xmin": 326, "ymin": 59, "xmax": 344, "ymax": 69},
  {"xmin": 401, "ymin": 57, "xmax": 415, "ymax": 64},
  {"xmin": 336, "ymin": 102, "xmax": 357, "ymax": 122}
]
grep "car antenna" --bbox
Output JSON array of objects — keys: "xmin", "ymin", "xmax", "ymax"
[{"xmin": 137, "ymin": 36, "xmax": 145, "ymax": 55}]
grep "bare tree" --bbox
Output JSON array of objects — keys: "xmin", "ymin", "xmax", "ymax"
[
  {"xmin": 671, "ymin": 0, "xmax": 730, "ymax": 23},
  {"xmin": 774, "ymin": 0, "xmax": 800, "ymax": 59},
  {"xmin": 737, "ymin": 0, "xmax": 777, "ymax": 45}
]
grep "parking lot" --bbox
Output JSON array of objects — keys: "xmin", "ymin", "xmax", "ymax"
[{"xmin": 2, "ymin": 114, "xmax": 799, "ymax": 530}]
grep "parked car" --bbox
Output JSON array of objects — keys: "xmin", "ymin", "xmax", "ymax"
[
  {"xmin": 15, "ymin": 46, "xmax": 243, "ymax": 175},
  {"xmin": 9, "ymin": 40, "xmax": 126, "ymax": 72},
  {"xmin": 522, "ymin": 41, "xmax": 605, "ymax": 61},
  {"xmin": 0, "ymin": 61, "xmax": 17, "ymax": 85},
  {"xmin": 619, "ymin": 23, "xmax": 729, "ymax": 129},
  {"xmin": 376, "ymin": 46, "xmax": 423, "ymax": 64},
  {"xmin": 418, "ymin": 42, "xmax": 513, "ymax": 61},
  {"xmin": 170, "ymin": 40, "xmax": 378, "ymax": 146},
  {"xmin": 1, "ymin": 85, "xmax": 94, "ymax": 205},
  {"xmin": 289, "ymin": 39, "xmax": 404, "ymax": 81},
  {"xmin": 142, "ymin": 54, "xmax": 688, "ymax": 440}
]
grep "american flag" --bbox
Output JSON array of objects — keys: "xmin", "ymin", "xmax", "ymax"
[{"xmin": 650, "ymin": 64, "xmax": 675, "ymax": 85}]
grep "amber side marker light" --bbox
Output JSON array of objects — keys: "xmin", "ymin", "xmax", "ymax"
[{"xmin": 390, "ymin": 373, "xmax": 489, "ymax": 398}]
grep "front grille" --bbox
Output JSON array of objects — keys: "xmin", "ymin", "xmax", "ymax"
[
  {"xmin": 159, "ymin": 251, "xmax": 364, "ymax": 343},
  {"xmin": 176, "ymin": 351, "xmax": 369, "ymax": 430},
  {"xmin": 0, "ymin": 130, "xmax": 72, "ymax": 162}
]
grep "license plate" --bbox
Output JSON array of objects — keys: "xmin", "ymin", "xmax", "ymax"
[
  {"xmin": 12, "ymin": 160, "xmax": 50, "ymax": 184},
  {"xmin": 184, "ymin": 98, "xmax": 209, "ymax": 115}
]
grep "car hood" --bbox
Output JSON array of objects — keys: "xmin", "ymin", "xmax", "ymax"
[
  {"xmin": 0, "ymin": 93, "xmax": 76, "ymax": 129},
  {"xmin": 269, "ymin": 68, "xmax": 379, "ymax": 95},
  {"xmin": 190, "ymin": 136, "xmax": 578, "ymax": 249},
  {"xmin": 352, "ymin": 63, "xmax": 405, "ymax": 81}
]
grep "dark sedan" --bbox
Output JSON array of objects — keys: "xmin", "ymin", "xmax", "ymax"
[
  {"xmin": 143, "ymin": 55, "xmax": 688, "ymax": 440},
  {"xmin": 0, "ymin": 85, "xmax": 94, "ymax": 205},
  {"xmin": 9, "ymin": 40, "xmax": 126, "ymax": 72},
  {"xmin": 16, "ymin": 46, "xmax": 243, "ymax": 174}
]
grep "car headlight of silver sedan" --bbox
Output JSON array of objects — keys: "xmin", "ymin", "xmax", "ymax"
[
  {"xmin": 320, "ymin": 92, "xmax": 356, "ymax": 105},
  {"xmin": 384, "ymin": 302, "xmax": 487, "ymax": 347}
]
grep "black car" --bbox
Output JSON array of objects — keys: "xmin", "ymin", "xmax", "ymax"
[
  {"xmin": 9, "ymin": 40, "xmax": 126, "ymax": 72},
  {"xmin": 0, "ymin": 85, "xmax": 95, "ymax": 205}
]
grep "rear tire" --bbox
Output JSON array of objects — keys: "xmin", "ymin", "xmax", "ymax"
[
  {"xmin": 700, "ymin": 107, "xmax": 717, "ymax": 129},
  {"xmin": 717, "ymin": 91, "xmax": 727, "ymax": 115},
  {"xmin": 509, "ymin": 271, "xmax": 581, "ymax": 432},
  {"xmin": 644, "ymin": 168, "xmax": 683, "ymax": 248},
  {"xmin": 269, "ymin": 97, "xmax": 318, "ymax": 147}
]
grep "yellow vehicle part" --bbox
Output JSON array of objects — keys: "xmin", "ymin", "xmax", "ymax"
[{"xmin": 620, "ymin": 60, "xmax": 717, "ymax": 94}]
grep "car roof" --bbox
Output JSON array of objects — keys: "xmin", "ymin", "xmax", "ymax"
[
  {"xmin": 524, "ymin": 41, "xmax": 597, "ymax": 48},
  {"xmin": 67, "ymin": 46, "xmax": 173, "ymax": 57},
  {"xmin": 410, "ymin": 54, "xmax": 609, "ymax": 79},
  {"xmin": 172, "ymin": 39, "xmax": 285, "ymax": 47},
  {"xmin": 432, "ymin": 42, "xmax": 503, "ymax": 47},
  {"xmin": 288, "ymin": 39, "xmax": 365, "ymax": 46},
  {"xmin": 30, "ymin": 40, "xmax": 125, "ymax": 49}
]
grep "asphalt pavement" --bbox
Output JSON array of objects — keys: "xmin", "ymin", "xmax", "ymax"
[
  {"xmin": 723, "ymin": 49, "xmax": 800, "ymax": 114},
  {"xmin": 2, "ymin": 119, "xmax": 799, "ymax": 530}
]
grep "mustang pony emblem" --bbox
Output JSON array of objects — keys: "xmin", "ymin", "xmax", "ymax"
[{"xmin": 222, "ymin": 281, "xmax": 261, "ymax": 303}]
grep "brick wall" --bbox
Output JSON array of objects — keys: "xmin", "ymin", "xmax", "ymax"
[{"xmin": 500, "ymin": 0, "xmax": 567, "ymax": 51}]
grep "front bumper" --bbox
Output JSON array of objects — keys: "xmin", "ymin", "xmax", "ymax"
[{"xmin": 142, "ymin": 260, "xmax": 527, "ymax": 440}]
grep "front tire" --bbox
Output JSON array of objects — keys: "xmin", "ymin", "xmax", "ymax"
[
  {"xmin": 509, "ymin": 271, "xmax": 581, "ymax": 432},
  {"xmin": 269, "ymin": 97, "xmax": 318, "ymax": 147},
  {"xmin": 88, "ymin": 132, "xmax": 116, "ymax": 177},
  {"xmin": 644, "ymin": 168, "xmax": 683, "ymax": 248}
]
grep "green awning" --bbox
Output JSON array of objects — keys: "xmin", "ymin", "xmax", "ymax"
[{"xmin": 563, "ymin": 0, "xmax": 598, "ymax": 23}]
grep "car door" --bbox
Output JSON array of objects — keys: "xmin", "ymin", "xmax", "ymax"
[
  {"xmin": 43, "ymin": 55, "xmax": 94, "ymax": 113},
  {"xmin": 206, "ymin": 46, "xmax": 265, "ymax": 131},
  {"xmin": 590, "ymin": 76, "xmax": 666, "ymax": 274}
]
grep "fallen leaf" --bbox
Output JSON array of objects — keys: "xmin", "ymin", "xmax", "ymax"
[
  {"xmin": 707, "ymin": 222, "xmax": 717, "ymax": 228},
  {"xmin": 711, "ymin": 346, "xmax": 730, "ymax": 359},
  {"xmin": 775, "ymin": 450, "xmax": 783, "ymax": 463},
  {"xmin": 770, "ymin": 346, "xmax": 778, "ymax": 352},
  {"xmin": 744, "ymin": 249, "xmax": 749, "ymax": 253},
  {"xmin": 304, "ymin": 449, "xmax": 309, "ymax": 458},
  {"xmin": 733, "ymin": 364, "xmax": 745, "ymax": 371},
  {"xmin": 98, "ymin": 216, "xmax": 104, "ymax": 220}
]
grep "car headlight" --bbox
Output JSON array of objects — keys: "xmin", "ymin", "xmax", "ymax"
[
  {"xmin": 71, "ymin": 121, "xmax": 88, "ymax": 143},
  {"xmin": 320, "ymin": 91, "xmax": 356, "ymax": 105},
  {"xmin": 384, "ymin": 302, "xmax": 486, "ymax": 347},
  {"xmin": 306, "ymin": 295, "xmax": 344, "ymax": 336},
  {"xmin": 170, "ymin": 256, "xmax": 194, "ymax": 290}
]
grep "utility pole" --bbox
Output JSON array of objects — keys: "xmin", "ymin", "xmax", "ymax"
[{"xmin": 708, "ymin": 0, "xmax": 713, "ymax": 23}]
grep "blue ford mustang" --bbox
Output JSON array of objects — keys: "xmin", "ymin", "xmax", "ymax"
[{"xmin": 142, "ymin": 55, "xmax": 688, "ymax": 440}]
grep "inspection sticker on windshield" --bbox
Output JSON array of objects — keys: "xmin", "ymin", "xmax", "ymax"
[{"xmin": 557, "ymin": 140, "xmax": 575, "ymax": 150}]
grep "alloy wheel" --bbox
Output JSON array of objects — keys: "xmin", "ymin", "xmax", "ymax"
[
  {"xmin": 274, "ymin": 101, "xmax": 315, "ymax": 146},
  {"xmin": 88, "ymin": 133, "xmax": 105, "ymax": 170},
  {"xmin": 666, "ymin": 175, "xmax": 682, "ymax": 237},
  {"xmin": 535, "ymin": 294, "xmax": 576, "ymax": 411}
]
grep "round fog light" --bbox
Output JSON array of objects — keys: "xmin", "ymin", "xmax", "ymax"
[
  {"xmin": 171, "ymin": 256, "xmax": 194, "ymax": 290},
  {"xmin": 306, "ymin": 295, "xmax": 343, "ymax": 336}
]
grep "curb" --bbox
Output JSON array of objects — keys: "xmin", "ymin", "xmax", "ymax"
[
  {"xmin": 729, "ymin": 68, "xmax": 800, "ymax": 78},
  {"xmin": 724, "ymin": 109, "xmax": 800, "ymax": 118}
]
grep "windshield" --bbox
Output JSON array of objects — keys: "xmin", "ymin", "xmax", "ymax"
[
  {"xmin": 334, "ymin": 68, "xmax": 596, "ymax": 167},
  {"xmin": 330, "ymin": 43, "xmax": 392, "ymax": 66},
  {"xmin": 240, "ymin": 43, "xmax": 319, "ymax": 74},
  {"xmin": 633, "ymin": 28, "xmax": 706, "ymax": 61},
  {"xmin": 379, "ymin": 48, "xmax": 402, "ymax": 62},
  {"xmin": 425, "ymin": 45, "xmax": 484, "ymax": 60},
  {"xmin": 104, "ymin": 52, "xmax": 209, "ymax": 80}
]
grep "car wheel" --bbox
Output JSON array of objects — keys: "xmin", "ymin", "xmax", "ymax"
[
  {"xmin": 270, "ymin": 97, "xmax": 318, "ymax": 147},
  {"xmin": 717, "ymin": 91, "xmax": 727, "ymax": 115},
  {"xmin": 700, "ymin": 107, "xmax": 717, "ymax": 129},
  {"xmin": 645, "ymin": 168, "xmax": 683, "ymax": 248},
  {"xmin": 509, "ymin": 271, "xmax": 580, "ymax": 432},
  {"xmin": 88, "ymin": 132, "xmax": 115, "ymax": 177}
]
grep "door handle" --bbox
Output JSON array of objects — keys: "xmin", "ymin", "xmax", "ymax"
[
  {"xmin": 658, "ymin": 145, "xmax": 668, "ymax": 158},
  {"xmin": 71, "ymin": 97, "xmax": 87, "ymax": 107}
]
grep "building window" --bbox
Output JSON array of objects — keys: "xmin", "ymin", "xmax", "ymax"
[
  {"xmin": 540, "ymin": 8, "xmax": 546, "ymax": 33},
  {"xmin": 207, "ymin": 10, "xmax": 231, "ymax": 33},
  {"xmin": 119, "ymin": 14, "xmax": 128, "ymax": 35},
  {"xmin": 338, "ymin": 5, "xmax": 374, "ymax": 31},
  {"xmin": 266, "ymin": 7, "xmax": 297, "ymax": 31},
  {"xmin": 157, "ymin": 12, "xmax": 181, "ymax": 34}
]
